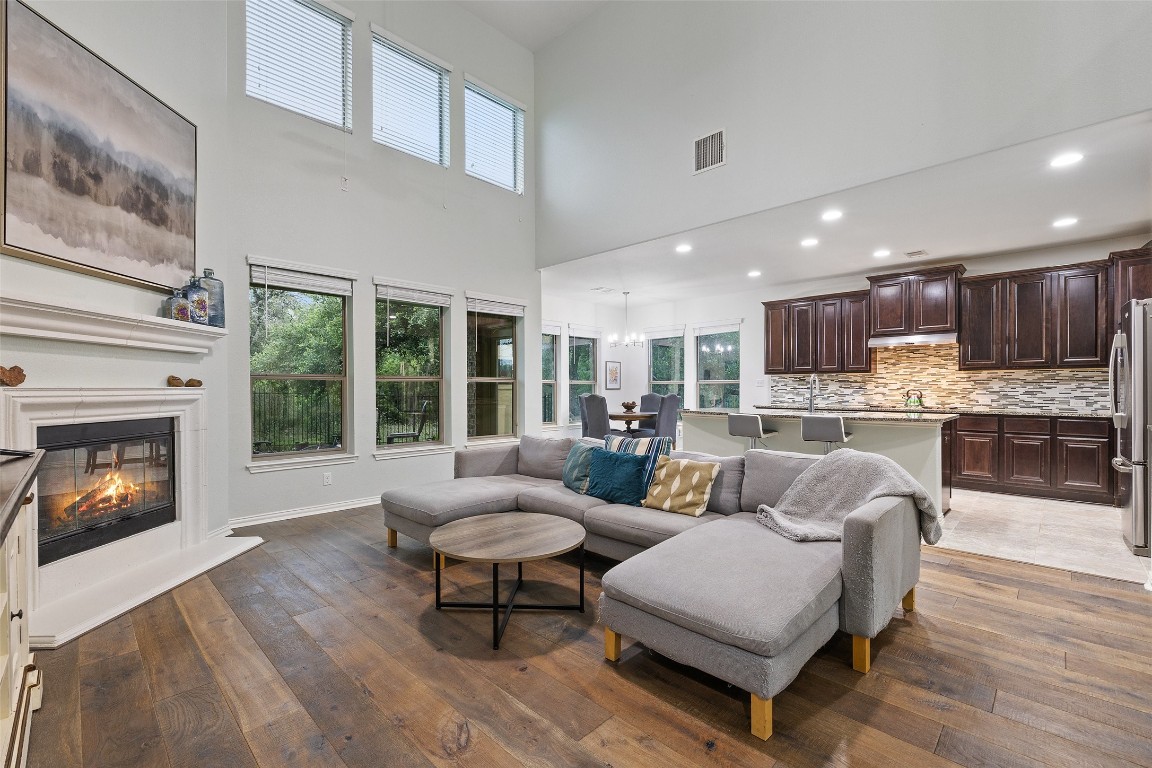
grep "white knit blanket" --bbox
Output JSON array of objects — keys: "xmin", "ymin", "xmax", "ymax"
[{"xmin": 756, "ymin": 448, "xmax": 943, "ymax": 544}]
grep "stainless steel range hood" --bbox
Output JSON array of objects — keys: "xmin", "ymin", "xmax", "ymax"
[{"xmin": 867, "ymin": 332, "xmax": 958, "ymax": 348}]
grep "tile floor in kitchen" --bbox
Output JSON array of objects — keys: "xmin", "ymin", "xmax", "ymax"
[{"xmin": 938, "ymin": 488, "xmax": 1152, "ymax": 584}]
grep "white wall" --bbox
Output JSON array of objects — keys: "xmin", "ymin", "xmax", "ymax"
[
  {"xmin": 2, "ymin": 1, "xmax": 541, "ymax": 526},
  {"xmin": 535, "ymin": 1, "xmax": 1152, "ymax": 267}
]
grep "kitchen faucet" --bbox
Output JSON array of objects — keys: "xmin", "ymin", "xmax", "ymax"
[{"xmin": 807, "ymin": 373, "xmax": 820, "ymax": 413}]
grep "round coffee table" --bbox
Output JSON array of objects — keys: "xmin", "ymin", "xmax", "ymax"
[{"xmin": 429, "ymin": 512, "xmax": 586, "ymax": 649}]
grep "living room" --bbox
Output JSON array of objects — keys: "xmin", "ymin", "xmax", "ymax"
[{"xmin": 1, "ymin": 1, "xmax": 1150, "ymax": 766}]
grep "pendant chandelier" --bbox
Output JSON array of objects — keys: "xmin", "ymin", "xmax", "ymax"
[{"xmin": 608, "ymin": 291, "xmax": 645, "ymax": 348}]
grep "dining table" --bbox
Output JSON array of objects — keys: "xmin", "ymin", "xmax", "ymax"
[{"xmin": 608, "ymin": 411, "xmax": 658, "ymax": 433}]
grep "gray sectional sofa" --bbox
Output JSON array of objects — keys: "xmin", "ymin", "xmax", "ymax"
[{"xmin": 380, "ymin": 434, "xmax": 923, "ymax": 740}]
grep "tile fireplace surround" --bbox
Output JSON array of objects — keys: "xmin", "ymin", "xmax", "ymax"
[{"xmin": 1, "ymin": 388, "xmax": 261, "ymax": 648}]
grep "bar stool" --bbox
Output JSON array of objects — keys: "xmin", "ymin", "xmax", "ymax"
[
  {"xmin": 727, "ymin": 413, "xmax": 777, "ymax": 450},
  {"xmin": 800, "ymin": 414, "xmax": 853, "ymax": 454}
]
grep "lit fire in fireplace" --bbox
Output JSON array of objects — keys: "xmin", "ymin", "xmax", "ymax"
[{"xmin": 69, "ymin": 471, "xmax": 140, "ymax": 524}]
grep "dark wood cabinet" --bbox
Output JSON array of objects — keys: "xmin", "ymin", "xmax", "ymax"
[
  {"xmin": 959, "ymin": 278, "xmax": 1002, "ymax": 369},
  {"xmin": 960, "ymin": 261, "xmax": 1109, "ymax": 371},
  {"xmin": 952, "ymin": 415, "xmax": 1114, "ymax": 503},
  {"xmin": 763, "ymin": 292, "xmax": 871, "ymax": 374},
  {"xmin": 1005, "ymin": 272, "xmax": 1052, "ymax": 367},
  {"xmin": 868, "ymin": 264, "xmax": 965, "ymax": 340},
  {"xmin": 1053, "ymin": 265, "xmax": 1108, "ymax": 367},
  {"xmin": 842, "ymin": 293, "xmax": 871, "ymax": 372},
  {"xmin": 1111, "ymin": 246, "xmax": 1152, "ymax": 331},
  {"xmin": 764, "ymin": 303, "xmax": 789, "ymax": 373},
  {"xmin": 788, "ymin": 301, "xmax": 816, "ymax": 373},
  {"xmin": 816, "ymin": 298, "xmax": 842, "ymax": 372}
]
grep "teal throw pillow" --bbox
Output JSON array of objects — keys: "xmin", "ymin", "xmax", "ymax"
[
  {"xmin": 562, "ymin": 442, "xmax": 597, "ymax": 494},
  {"xmin": 604, "ymin": 435, "xmax": 674, "ymax": 489},
  {"xmin": 586, "ymin": 448, "xmax": 649, "ymax": 506}
]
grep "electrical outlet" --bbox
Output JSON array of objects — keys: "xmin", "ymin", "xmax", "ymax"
[{"xmin": 322, "ymin": 472, "xmax": 332, "ymax": 486}]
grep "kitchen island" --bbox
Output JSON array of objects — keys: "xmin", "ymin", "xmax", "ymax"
[{"xmin": 681, "ymin": 408, "xmax": 958, "ymax": 513}]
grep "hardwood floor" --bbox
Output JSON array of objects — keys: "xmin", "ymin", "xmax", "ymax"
[{"xmin": 28, "ymin": 506, "xmax": 1152, "ymax": 768}]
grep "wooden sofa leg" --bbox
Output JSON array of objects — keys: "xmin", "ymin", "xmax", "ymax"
[
  {"xmin": 852, "ymin": 635, "xmax": 871, "ymax": 673},
  {"xmin": 902, "ymin": 587, "xmax": 915, "ymax": 613},
  {"xmin": 604, "ymin": 627, "xmax": 621, "ymax": 662},
  {"xmin": 386, "ymin": 528, "xmax": 397, "ymax": 548},
  {"xmin": 751, "ymin": 693, "xmax": 773, "ymax": 740}
]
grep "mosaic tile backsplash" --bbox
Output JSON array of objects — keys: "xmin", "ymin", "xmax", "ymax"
[{"xmin": 768, "ymin": 344, "xmax": 1109, "ymax": 416}]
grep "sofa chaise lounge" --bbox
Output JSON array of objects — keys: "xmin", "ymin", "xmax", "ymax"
[{"xmin": 380, "ymin": 435, "xmax": 924, "ymax": 739}]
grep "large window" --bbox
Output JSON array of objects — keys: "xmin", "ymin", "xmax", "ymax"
[
  {"xmin": 376, "ymin": 298, "xmax": 444, "ymax": 446},
  {"xmin": 649, "ymin": 336, "xmax": 685, "ymax": 403},
  {"xmin": 464, "ymin": 80, "xmax": 525, "ymax": 193},
  {"xmin": 697, "ymin": 330, "xmax": 740, "ymax": 409},
  {"xmin": 542, "ymin": 333, "xmax": 558, "ymax": 425},
  {"xmin": 371, "ymin": 32, "xmax": 450, "ymax": 166},
  {"xmin": 468, "ymin": 311, "xmax": 517, "ymax": 438},
  {"xmin": 249, "ymin": 261, "xmax": 353, "ymax": 455},
  {"xmin": 246, "ymin": 0, "xmax": 353, "ymax": 130},
  {"xmin": 568, "ymin": 336, "xmax": 596, "ymax": 421}
]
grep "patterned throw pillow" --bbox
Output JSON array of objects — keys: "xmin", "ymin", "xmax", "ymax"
[
  {"xmin": 562, "ymin": 442, "xmax": 597, "ymax": 494},
  {"xmin": 642, "ymin": 455, "xmax": 721, "ymax": 516},
  {"xmin": 604, "ymin": 435, "xmax": 673, "ymax": 489},
  {"xmin": 585, "ymin": 448, "xmax": 650, "ymax": 506}
]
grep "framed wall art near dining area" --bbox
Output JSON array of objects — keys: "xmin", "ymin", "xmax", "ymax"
[
  {"xmin": 605, "ymin": 361, "xmax": 621, "ymax": 390},
  {"xmin": 2, "ymin": 0, "xmax": 197, "ymax": 291}
]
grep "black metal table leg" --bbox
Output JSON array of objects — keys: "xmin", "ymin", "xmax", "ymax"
[
  {"xmin": 492, "ymin": 562, "xmax": 499, "ymax": 649},
  {"xmin": 434, "ymin": 550, "xmax": 442, "ymax": 609},
  {"xmin": 579, "ymin": 544, "xmax": 585, "ymax": 612}
]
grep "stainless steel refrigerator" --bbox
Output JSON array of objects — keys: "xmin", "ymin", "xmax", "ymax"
[{"xmin": 1110, "ymin": 299, "xmax": 1151, "ymax": 556}]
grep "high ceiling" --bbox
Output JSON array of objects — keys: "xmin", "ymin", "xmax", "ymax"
[
  {"xmin": 456, "ymin": 1, "xmax": 604, "ymax": 51},
  {"xmin": 541, "ymin": 111, "xmax": 1152, "ymax": 307}
]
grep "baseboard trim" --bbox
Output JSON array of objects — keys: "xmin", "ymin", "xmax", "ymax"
[{"xmin": 229, "ymin": 497, "xmax": 380, "ymax": 529}]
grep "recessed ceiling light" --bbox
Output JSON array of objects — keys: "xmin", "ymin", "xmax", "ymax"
[
  {"xmin": 1049, "ymin": 152, "xmax": 1084, "ymax": 168},
  {"xmin": 675, "ymin": 243, "xmax": 692, "ymax": 254},
  {"xmin": 821, "ymin": 209, "xmax": 843, "ymax": 221},
  {"xmin": 873, "ymin": 249, "xmax": 891, "ymax": 258},
  {"xmin": 1052, "ymin": 217, "xmax": 1078, "ymax": 228},
  {"xmin": 748, "ymin": 270, "xmax": 761, "ymax": 277},
  {"xmin": 801, "ymin": 238, "xmax": 818, "ymax": 247}
]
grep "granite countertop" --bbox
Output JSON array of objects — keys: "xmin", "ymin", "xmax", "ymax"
[
  {"xmin": 751, "ymin": 404, "xmax": 1111, "ymax": 419},
  {"xmin": 1, "ymin": 449, "xmax": 44, "ymax": 542},
  {"xmin": 682, "ymin": 408, "xmax": 958, "ymax": 425}
]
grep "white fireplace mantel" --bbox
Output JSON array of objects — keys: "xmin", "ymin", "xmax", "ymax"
[
  {"xmin": 0, "ymin": 293, "xmax": 227, "ymax": 354},
  {"xmin": 1, "ymin": 387, "xmax": 259, "ymax": 647}
]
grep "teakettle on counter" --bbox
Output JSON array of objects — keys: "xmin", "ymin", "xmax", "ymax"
[{"xmin": 904, "ymin": 389, "xmax": 924, "ymax": 409}]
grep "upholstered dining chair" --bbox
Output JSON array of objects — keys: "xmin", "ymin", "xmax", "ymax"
[
  {"xmin": 631, "ymin": 393, "xmax": 680, "ymax": 445},
  {"xmin": 580, "ymin": 393, "xmax": 627, "ymax": 439},
  {"xmin": 636, "ymin": 393, "xmax": 663, "ymax": 432}
]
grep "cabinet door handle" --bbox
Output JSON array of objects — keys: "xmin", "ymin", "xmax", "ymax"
[
  {"xmin": 10, "ymin": 610, "xmax": 22, "ymax": 621},
  {"xmin": 22, "ymin": 494, "xmax": 33, "ymax": 506}
]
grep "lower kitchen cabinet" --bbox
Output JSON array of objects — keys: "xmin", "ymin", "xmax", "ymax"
[{"xmin": 952, "ymin": 416, "xmax": 1115, "ymax": 504}]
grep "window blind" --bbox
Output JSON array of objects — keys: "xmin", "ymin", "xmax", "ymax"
[
  {"xmin": 567, "ymin": 323, "xmax": 602, "ymax": 339},
  {"xmin": 372, "ymin": 33, "xmax": 450, "ymax": 166},
  {"xmin": 246, "ymin": 0, "xmax": 352, "ymax": 130},
  {"xmin": 374, "ymin": 277, "xmax": 453, "ymax": 307},
  {"xmin": 466, "ymin": 292, "xmax": 525, "ymax": 317},
  {"xmin": 693, "ymin": 318, "xmax": 743, "ymax": 335},
  {"xmin": 541, "ymin": 321, "xmax": 563, "ymax": 336},
  {"xmin": 643, "ymin": 324, "xmax": 686, "ymax": 340},
  {"xmin": 248, "ymin": 257, "xmax": 355, "ymax": 296},
  {"xmin": 464, "ymin": 81, "xmax": 524, "ymax": 193}
]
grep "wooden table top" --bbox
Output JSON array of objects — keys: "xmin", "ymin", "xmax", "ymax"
[
  {"xmin": 429, "ymin": 512, "xmax": 586, "ymax": 563},
  {"xmin": 608, "ymin": 412, "xmax": 657, "ymax": 420}
]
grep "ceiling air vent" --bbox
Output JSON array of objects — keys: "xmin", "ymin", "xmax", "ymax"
[
  {"xmin": 694, "ymin": 130, "xmax": 726, "ymax": 174},
  {"xmin": 904, "ymin": 249, "xmax": 929, "ymax": 259}
]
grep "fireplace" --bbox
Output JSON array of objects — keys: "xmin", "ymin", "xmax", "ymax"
[{"xmin": 36, "ymin": 418, "xmax": 177, "ymax": 565}]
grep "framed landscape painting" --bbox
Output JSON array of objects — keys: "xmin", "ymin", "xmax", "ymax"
[{"xmin": 2, "ymin": 0, "xmax": 196, "ymax": 291}]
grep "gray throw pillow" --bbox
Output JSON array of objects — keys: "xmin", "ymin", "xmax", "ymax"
[{"xmin": 517, "ymin": 435, "xmax": 575, "ymax": 480}]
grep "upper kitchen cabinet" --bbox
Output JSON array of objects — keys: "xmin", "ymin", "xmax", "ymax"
[
  {"xmin": 763, "ymin": 291, "xmax": 871, "ymax": 374},
  {"xmin": 867, "ymin": 265, "xmax": 965, "ymax": 340},
  {"xmin": 959, "ymin": 261, "xmax": 1109, "ymax": 370},
  {"xmin": 1111, "ymin": 245, "xmax": 1152, "ymax": 331}
]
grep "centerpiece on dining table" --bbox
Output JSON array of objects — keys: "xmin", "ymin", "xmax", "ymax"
[{"xmin": 621, "ymin": 401, "xmax": 638, "ymax": 413}]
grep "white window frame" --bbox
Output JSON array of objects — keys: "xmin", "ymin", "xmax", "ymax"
[
  {"xmin": 541, "ymin": 330, "xmax": 559, "ymax": 426},
  {"xmin": 694, "ymin": 320, "xmax": 742, "ymax": 411},
  {"xmin": 371, "ymin": 27, "xmax": 451, "ymax": 167},
  {"xmin": 568, "ymin": 335, "xmax": 597, "ymax": 422},
  {"xmin": 647, "ymin": 327, "xmax": 686, "ymax": 404},
  {"xmin": 463, "ymin": 76, "xmax": 526, "ymax": 194}
]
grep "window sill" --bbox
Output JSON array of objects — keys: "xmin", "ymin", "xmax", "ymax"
[
  {"xmin": 373, "ymin": 444, "xmax": 455, "ymax": 461},
  {"xmin": 246, "ymin": 453, "xmax": 359, "ymax": 474},
  {"xmin": 464, "ymin": 436, "xmax": 520, "ymax": 448}
]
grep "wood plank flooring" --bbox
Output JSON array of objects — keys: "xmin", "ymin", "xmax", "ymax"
[{"xmin": 26, "ymin": 506, "xmax": 1152, "ymax": 768}]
